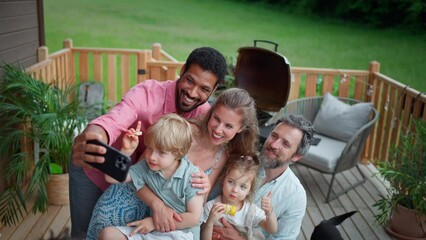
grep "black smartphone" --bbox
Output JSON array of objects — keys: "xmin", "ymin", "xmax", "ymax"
[{"xmin": 85, "ymin": 139, "xmax": 131, "ymax": 182}]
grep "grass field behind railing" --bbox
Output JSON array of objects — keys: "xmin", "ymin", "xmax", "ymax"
[{"xmin": 44, "ymin": 0, "xmax": 425, "ymax": 91}]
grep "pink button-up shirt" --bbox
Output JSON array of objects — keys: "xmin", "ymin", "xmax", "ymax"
[{"xmin": 85, "ymin": 79, "xmax": 210, "ymax": 190}]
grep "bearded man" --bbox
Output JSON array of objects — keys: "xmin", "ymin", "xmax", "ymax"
[{"xmin": 213, "ymin": 114, "xmax": 315, "ymax": 240}]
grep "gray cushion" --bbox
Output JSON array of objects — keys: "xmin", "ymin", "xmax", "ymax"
[
  {"xmin": 313, "ymin": 93, "xmax": 373, "ymax": 142},
  {"xmin": 299, "ymin": 134, "xmax": 346, "ymax": 173}
]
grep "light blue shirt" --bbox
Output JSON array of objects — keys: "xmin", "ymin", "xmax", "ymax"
[
  {"xmin": 129, "ymin": 156, "xmax": 201, "ymax": 239},
  {"xmin": 253, "ymin": 166, "xmax": 307, "ymax": 240}
]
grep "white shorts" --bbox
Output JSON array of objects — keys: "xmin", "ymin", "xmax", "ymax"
[{"xmin": 116, "ymin": 226, "xmax": 194, "ymax": 240}]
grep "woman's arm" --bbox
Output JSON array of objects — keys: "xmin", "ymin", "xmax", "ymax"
[{"xmin": 203, "ymin": 152, "xmax": 228, "ymax": 198}]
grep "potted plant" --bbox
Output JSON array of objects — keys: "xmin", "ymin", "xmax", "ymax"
[
  {"xmin": 0, "ymin": 64, "xmax": 91, "ymax": 226},
  {"xmin": 373, "ymin": 120, "xmax": 426, "ymax": 239}
]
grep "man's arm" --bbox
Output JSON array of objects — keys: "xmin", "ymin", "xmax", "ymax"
[{"xmin": 269, "ymin": 190, "xmax": 306, "ymax": 240}]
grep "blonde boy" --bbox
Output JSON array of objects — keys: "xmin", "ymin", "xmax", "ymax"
[{"xmin": 100, "ymin": 113, "xmax": 204, "ymax": 240}]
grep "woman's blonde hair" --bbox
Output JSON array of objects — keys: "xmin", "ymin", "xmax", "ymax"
[
  {"xmin": 221, "ymin": 154, "xmax": 260, "ymax": 201},
  {"xmin": 144, "ymin": 113, "xmax": 193, "ymax": 159}
]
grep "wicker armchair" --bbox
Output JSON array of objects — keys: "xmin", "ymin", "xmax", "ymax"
[{"xmin": 259, "ymin": 96, "xmax": 379, "ymax": 202}]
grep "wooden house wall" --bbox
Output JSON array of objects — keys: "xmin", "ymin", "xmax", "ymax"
[
  {"xmin": 0, "ymin": 0, "xmax": 44, "ymax": 192},
  {"xmin": 0, "ymin": 0, "xmax": 43, "ymax": 79}
]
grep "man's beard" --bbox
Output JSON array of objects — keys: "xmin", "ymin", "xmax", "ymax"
[{"xmin": 259, "ymin": 148, "xmax": 290, "ymax": 169}]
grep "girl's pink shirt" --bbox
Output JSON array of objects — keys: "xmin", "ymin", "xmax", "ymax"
[{"xmin": 84, "ymin": 79, "xmax": 210, "ymax": 190}]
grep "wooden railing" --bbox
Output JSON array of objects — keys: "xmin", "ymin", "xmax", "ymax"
[{"xmin": 25, "ymin": 39, "xmax": 426, "ymax": 165}]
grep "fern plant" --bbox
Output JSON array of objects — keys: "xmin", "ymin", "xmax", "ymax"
[
  {"xmin": 0, "ymin": 64, "xmax": 89, "ymax": 226},
  {"xmin": 373, "ymin": 120, "xmax": 426, "ymax": 226}
]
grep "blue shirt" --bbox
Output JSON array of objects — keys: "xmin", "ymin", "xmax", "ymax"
[
  {"xmin": 253, "ymin": 167, "xmax": 307, "ymax": 240},
  {"xmin": 129, "ymin": 157, "xmax": 201, "ymax": 238}
]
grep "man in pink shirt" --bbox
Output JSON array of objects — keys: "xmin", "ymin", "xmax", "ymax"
[{"xmin": 69, "ymin": 47, "xmax": 227, "ymax": 238}]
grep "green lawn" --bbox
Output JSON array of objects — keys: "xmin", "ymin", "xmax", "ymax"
[{"xmin": 44, "ymin": 0, "xmax": 426, "ymax": 91}]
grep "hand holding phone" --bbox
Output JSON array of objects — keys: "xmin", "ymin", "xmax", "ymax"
[{"xmin": 85, "ymin": 140, "xmax": 131, "ymax": 182}]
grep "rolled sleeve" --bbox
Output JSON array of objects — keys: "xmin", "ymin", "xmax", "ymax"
[{"xmin": 129, "ymin": 161, "xmax": 148, "ymax": 190}]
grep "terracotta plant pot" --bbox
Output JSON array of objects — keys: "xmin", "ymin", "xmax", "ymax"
[
  {"xmin": 46, "ymin": 173, "xmax": 69, "ymax": 205},
  {"xmin": 386, "ymin": 204, "xmax": 426, "ymax": 240}
]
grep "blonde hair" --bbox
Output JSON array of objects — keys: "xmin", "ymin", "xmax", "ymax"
[
  {"xmin": 195, "ymin": 88, "xmax": 259, "ymax": 155},
  {"xmin": 221, "ymin": 154, "xmax": 260, "ymax": 201},
  {"xmin": 144, "ymin": 113, "xmax": 193, "ymax": 159}
]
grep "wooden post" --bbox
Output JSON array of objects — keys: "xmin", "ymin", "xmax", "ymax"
[
  {"xmin": 37, "ymin": 46, "xmax": 48, "ymax": 62},
  {"xmin": 63, "ymin": 38, "xmax": 73, "ymax": 49},
  {"xmin": 64, "ymin": 39, "xmax": 75, "ymax": 86},
  {"xmin": 367, "ymin": 61, "xmax": 380, "ymax": 102},
  {"xmin": 152, "ymin": 43, "xmax": 162, "ymax": 60},
  {"xmin": 137, "ymin": 50, "xmax": 148, "ymax": 83},
  {"xmin": 362, "ymin": 61, "xmax": 380, "ymax": 164}
]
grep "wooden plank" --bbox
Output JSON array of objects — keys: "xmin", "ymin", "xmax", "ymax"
[
  {"xmin": 341, "ymin": 170, "xmax": 382, "ymax": 240},
  {"xmin": 107, "ymin": 54, "xmax": 117, "ymax": 102},
  {"xmin": 25, "ymin": 205, "xmax": 60, "ymax": 240},
  {"xmin": 338, "ymin": 74, "xmax": 350, "ymax": 97},
  {"xmin": 166, "ymin": 66, "xmax": 178, "ymax": 81},
  {"xmin": 137, "ymin": 50, "xmax": 148, "ymax": 83},
  {"xmin": 0, "ymin": 1, "xmax": 36, "ymax": 18},
  {"xmin": 94, "ymin": 53, "xmax": 103, "ymax": 82},
  {"xmin": 0, "ymin": 41, "xmax": 39, "ymax": 63},
  {"xmin": 354, "ymin": 75, "xmax": 365, "ymax": 101},
  {"xmin": 0, "ymin": 29, "xmax": 38, "ymax": 52},
  {"xmin": 374, "ymin": 83, "xmax": 389, "ymax": 161},
  {"xmin": 121, "ymin": 54, "xmax": 131, "ymax": 96},
  {"xmin": 0, "ymin": 187, "xmax": 36, "ymax": 239},
  {"xmin": 402, "ymin": 94, "xmax": 414, "ymax": 132},
  {"xmin": 289, "ymin": 73, "xmax": 300, "ymax": 101},
  {"xmin": 350, "ymin": 167, "xmax": 391, "ymax": 239},
  {"xmin": 380, "ymin": 87, "xmax": 397, "ymax": 162},
  {"xmin": 149, "ymin": 65, "xmax": 161, "ymax": 81},
  {"xmin": 301, "ymin": 207, "xmax": 315, "ymax": 240},
  {"xmin": 322, "ymin": 74, "xmax": 334, "ymax": 95},
  {"xmin": 305, "ymin": 74, "xmax": 317, "ymax": 97},
  {"xmin": 328, "ymin": 174, "xmax": 363, "ymax": 240},
  {"xmin": 79, "ymin": 52, "xmax": 88, "ymax": 81},
  {"xmin": 8, "ymin": 208, "xmax": 43, "ymax": 240},
  {"xmin": 41, "ymin": 205, "xmax": 70, "ymax": 240}
]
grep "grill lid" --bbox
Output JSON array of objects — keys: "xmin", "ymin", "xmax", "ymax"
[{"xmin": 235, "ymin": 40, "xmax": 291, "ymax": 112}]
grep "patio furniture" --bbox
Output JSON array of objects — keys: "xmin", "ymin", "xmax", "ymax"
[
  {"xmin": 259, "ymin": 94, "xmax": 379, "ymax": 202},
  {"xmin": 78, "ymin": 81, "xmax": 104, "ymax": 120}
]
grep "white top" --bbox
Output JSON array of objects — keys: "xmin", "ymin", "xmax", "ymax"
[{"xmin": 202, "ymin": 196, "xmax": 266, "ymax": 239}]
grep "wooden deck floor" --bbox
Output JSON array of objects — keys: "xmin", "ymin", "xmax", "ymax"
[
  {"xmin": 0, "ymin": 163, "xmax": 392, "ymax": 240},
  {"xmin": 293, "ymin": 163, "xmax": 392, "ymax": 240}
]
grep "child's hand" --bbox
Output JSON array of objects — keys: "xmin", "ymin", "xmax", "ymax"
[
  {"xmin": 207, "ymin": 202, "xmax": 226, "ymax": 223},
  {"xmin": 261, "ymin": 191, "xmax": 273, "ymax": 216},
  {"xmin": 127, "ymin": 217, "xmax": 155, "ymax": 236},
  {"xmin": 122, "ymin": 121, "xmax": 142, "ymax": 155}
]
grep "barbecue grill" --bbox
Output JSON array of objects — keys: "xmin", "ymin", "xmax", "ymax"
[{"xmin": 234, "ymin": 40, "xmax": 291, "ymax": 126}]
